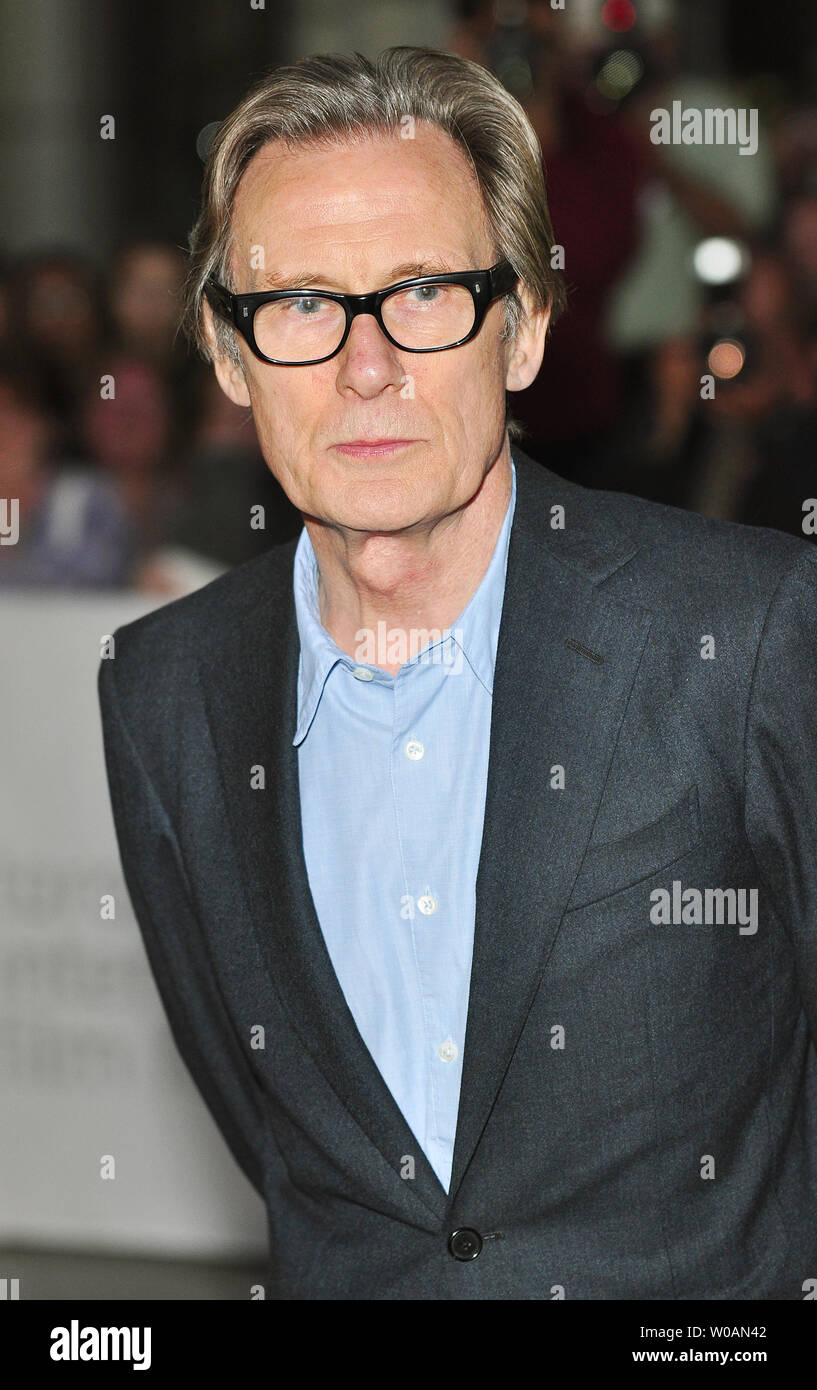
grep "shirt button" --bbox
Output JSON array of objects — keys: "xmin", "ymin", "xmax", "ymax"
[
  {"xmin": 351, "ymin": 666, "xmax": 374, "ymax": 681},
  {"xmin": 438, "ymin": 1038, "xmax": 458, "ymax": 1063},
  {"xmin": 405, "ymin": 739, "xmax": 424, "ymax": 760},
  {"xmin": 448, "ymin": 1228, "xmax": 483, "ymax": 1261},
  {"xmin": 417, "ymin": 893, "xmax": 438, "ymax": 915}
]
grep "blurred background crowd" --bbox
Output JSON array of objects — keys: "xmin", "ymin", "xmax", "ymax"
[{"xmin": 1, "ymin": 0, "xmax": 816, "ymax": 597}]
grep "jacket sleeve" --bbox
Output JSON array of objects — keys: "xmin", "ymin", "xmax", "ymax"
[
  {"xmin": 98, "ymin": 651, "xmax": 265, "ymax": 1198},
  {"xmin": 744, "ymin": 549, "xmax": 817, "ymax": 1046}
]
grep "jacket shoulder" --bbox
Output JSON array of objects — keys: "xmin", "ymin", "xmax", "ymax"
[
  {"xmin": 556, "ymin": 467, "xmax": 817, "ymax": 602},
  {"xmin": 98, "ymin": 536, "xmax": 298, "ymax": 706},
  {"xmin": 600, "ymin": 481, "xmax": 814, "ymax": 568},
  {"xmin": 512, "ymin": 449, "xmax": 817, "ymax": 632}
]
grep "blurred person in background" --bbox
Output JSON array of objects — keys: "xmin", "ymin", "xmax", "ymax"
[
  {"xmin": 606, "ymin": 331, "xmax": 710, "ymax": 507},
  {"xmin": 608, "ymin": 0, "xmax": 777, "ymax": 339},
  {"xmin": 106, "ymin": 238, "xmax": 204, "ymax": 473},
  {"xmin": 726, "ymin": 241, "xmax": 817, "ymax": 537},
  {"xmin": 606, "ymin": 0, "xmax": 777, "ymax": 469},
  {"xmin": 77, "ymin": 353, "xmax": 182, "ymax": 580},
  {"xmin": 607, "ymin": 243, "xmax": 817, "ymax": 522},
  {"xmin": 773, "ymin": 106, "xmax": 817, "ymax": 202},
  {"xmin": 134, "ymin": 370, "xmax": 302, "ymax": 597},
  {"xmin": 9, "ymin": 249, "xmax": 108, "ymax": 462},
  {"xmin": 160, "ymin": 370, "xmax": 301, "ymax": 567},
  {"xmin": 0, "ymin": 363, "xmax": 133, "ymax": 588},
  {"xmin": 107, "ymin": 240, "xmax": 187, "ymax": 372},
  {"xmin": 449, "ymin": 0, "xmax": 645, "ymax": 486},
  {"xmin": 781, "ymin": 188, "xmax": 817, "ymax": 333}
]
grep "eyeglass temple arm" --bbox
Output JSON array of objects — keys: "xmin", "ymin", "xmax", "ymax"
[
  {"xmin": 489, "ymin": 261, "xmax": 519, "ymax": 299},
  {"xmin": 204, "ymin": 279, "xmax": 234, "ymax": 323}
]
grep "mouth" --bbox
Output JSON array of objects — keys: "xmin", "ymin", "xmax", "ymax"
[{"xmin": 332, "ymin": 438, "xmax": 419, "ymax": 457}]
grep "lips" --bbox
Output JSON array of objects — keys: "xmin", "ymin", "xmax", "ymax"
[{"xmin": 333, "ymin": 438, "xmax": 418, "ymax": 455}]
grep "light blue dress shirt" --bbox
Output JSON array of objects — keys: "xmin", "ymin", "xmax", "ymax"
[{"xmin": 292, "ymin": 460, "xmax": 517, "ymax": 1192}]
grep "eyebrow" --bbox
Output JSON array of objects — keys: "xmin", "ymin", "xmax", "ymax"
[{"xmin": 253, "ymin": 259, "xmax": 459, "ymax": 292}]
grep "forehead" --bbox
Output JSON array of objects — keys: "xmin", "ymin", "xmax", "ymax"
[{"xmin": 229, "ymin": 123, "xmax": 494, "ymax": 284}]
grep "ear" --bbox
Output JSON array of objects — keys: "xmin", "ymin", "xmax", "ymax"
[
  {"xmin": 202, "ymin": 297, "xmax": 252, "ymax": 408},
  {"xmin": 504, "ymin": 285, "xmax": 550, "ymax": 393}
]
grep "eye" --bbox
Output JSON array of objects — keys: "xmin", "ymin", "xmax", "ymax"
[
  {"xmin": 293, "ymin": 296, "xmax": 327, "ymax": 315},
  {"xmin": 408, "ymin": 285, "xmax": 441, "ymax": 303}
]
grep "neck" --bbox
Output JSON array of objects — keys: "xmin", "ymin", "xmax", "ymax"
[{"xmin": 305, "ymin": 443, "xmax": 513, "ymax": 676}]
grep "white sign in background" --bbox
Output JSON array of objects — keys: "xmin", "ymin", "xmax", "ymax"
[{"xmin": 0, "ymin": 592, "xmax": 267, "ymax": 1260}]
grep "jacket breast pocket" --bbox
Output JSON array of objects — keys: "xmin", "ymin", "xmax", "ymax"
[{"xmin": 566, "ymin": 783, "xmax": 703, "ymax": 913}]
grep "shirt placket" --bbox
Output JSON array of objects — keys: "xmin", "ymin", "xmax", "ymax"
[{"xmin": 392, "ymin": 658, "xmax": 462, "ymax": 1181}]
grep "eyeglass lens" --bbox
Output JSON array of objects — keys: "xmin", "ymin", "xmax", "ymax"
[{"xmin": 252, "ymin": 282, "xmax": 477, "ymax": 362}]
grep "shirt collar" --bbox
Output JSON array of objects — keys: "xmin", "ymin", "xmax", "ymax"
[{"xmin": 292, "ymin": 457, "xmax": 517, "ymax": 745}]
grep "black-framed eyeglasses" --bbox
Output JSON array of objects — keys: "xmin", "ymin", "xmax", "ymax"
[{"xmin": 203, "ymin": 259, "xmax": 518, "ymax": 366}]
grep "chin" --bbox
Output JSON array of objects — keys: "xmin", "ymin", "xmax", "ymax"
[
  {"xmin": 341, "ymin": 507, "xmax": 424, "ymax": 535},
  {"xmin": 337, "ymin": 475, "xmax": 430, "ymax": 515}
]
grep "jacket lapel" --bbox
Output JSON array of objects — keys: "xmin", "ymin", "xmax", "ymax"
[
  {"xmin": 197, "ymin": 547, "xmax": 450, "ymax": 1222},
  {"xmin": 445, "ymin": 451, "xmax": 653, "ymax": 1204}
]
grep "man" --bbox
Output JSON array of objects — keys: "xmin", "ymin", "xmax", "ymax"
[{"xmin": 98, "ymin": 47, "xmax": 817, "ymax": 1300}]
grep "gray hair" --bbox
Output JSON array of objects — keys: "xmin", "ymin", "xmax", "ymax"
[{"xmin": 180, "ymin": 45, "xmax": 567, "ymax": 420}]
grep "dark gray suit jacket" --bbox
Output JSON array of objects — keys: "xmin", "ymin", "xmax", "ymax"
[{"xmin": 98, "ymin": 447, "xmax": 817, "ymax": 1299}]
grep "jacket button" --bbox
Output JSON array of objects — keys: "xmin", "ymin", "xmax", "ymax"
[{"xmin": 448, "ymin": 1227, "xmax": 483, "ymax": 1260}]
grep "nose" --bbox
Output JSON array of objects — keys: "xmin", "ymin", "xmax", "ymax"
[{"xmin": 333, "ymin": 310, "xmax": 406, "ymax": 399}]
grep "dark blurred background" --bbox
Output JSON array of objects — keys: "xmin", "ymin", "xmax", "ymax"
[
  {"xmin": 1, "ymin": 0, "xmax": 816, "ymax": 598},
  {"xmin": 1, "ymin": 0, "xmax": 816, "ymax": 1300}
]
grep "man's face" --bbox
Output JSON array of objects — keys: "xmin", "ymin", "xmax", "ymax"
[{"xmin": 208, "ymin": 123, "xmax": 546, "ymax": 533}]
